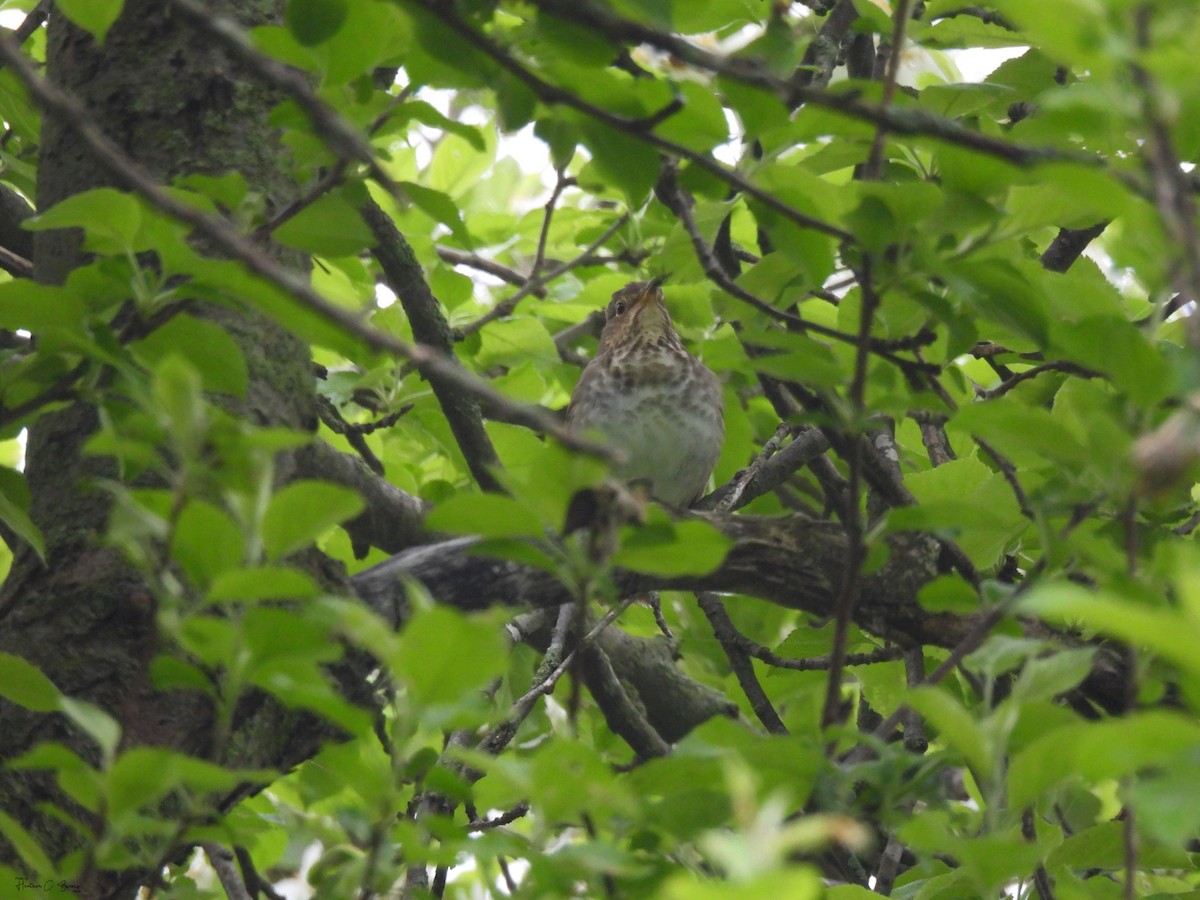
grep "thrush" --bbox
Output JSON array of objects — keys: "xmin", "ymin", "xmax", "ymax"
[{"xmin": 567, "ymin": 280, "xmax": 724, "ymax": 506}]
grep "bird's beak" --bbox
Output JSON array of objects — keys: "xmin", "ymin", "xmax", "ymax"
[{"xmin": 635, "ymin": 278, "xmax": 664, "ymax": 310}]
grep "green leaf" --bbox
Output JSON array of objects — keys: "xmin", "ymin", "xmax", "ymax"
[
  {"xmin": 56, "ymin": 0, "xmax": 125, "ymax": 44},
  {"xmin": 106, "ymin": 747, "xmax": 255, "ymax": 820},
  {"xmin": 1010, "ymin": 647, "xmax": 1095, "ymax": 704},
  {"xmin": 0, "ymin": 809, "xmax": 55, "ymax": 879},
  {"xmin": 285, "ymin": 0, "xmax": 348, "ymax": 46},
  {"xmin": 149, "ymin": 656, "xmax": 215, "ymax": 695},
  {"xmin": 476, "ymin": 316, "xmax": 559, "ymax": 369},
  {"xmin": 400, "ymin": 101, "xmax": 485, "ymax": 151},
  {"xmin": 949, "ymin": 401, "xmax": 1089, "ymax": 469},
  {"xmin": 612, "ymin": 510, "xmax": 732, "ymax": 576},
  {"xmin": 1047, "ymin": 820, "xmax": 1192, "ymax": 871},
  {"xmin": 0, "ymin": 652, "xmax": 61, "ymax": 711},
  {"xmin": 152, "ymin": 356, "xmax": 207, "ymax": 449},
  {"xmin": 892, "ymin": 458, "xmax": 1025, "ymax": 568},
  {"xmin": 1008, "ymin": 711, "xmax": 1200, "ymax": 808},
  {"xmin": 0, "ymin": 282, "xmax": 88, "ymax": 335},
  {"xmin": 132, "ymin": 314, "xmax": 249, "ymax": 397},
  {"xmin": 25, "ymin": 187, "xmax": 141, "ymax": 254},
  {"xmin": 1020, "ymin": 582, "xmax": 1200, "ymax": 678},
  {"xmin": 1051, "ymin": 315, "xmax": 1170, "ymax": 408},
  {"xmin": 400, "ymin": 181, "xmax": 471, "ymax": 246},
  {"xmin": 907, "ymin": 687, "xmax": 994, "ymax": 781},
  {"xmin": 654, "ymin": 82, "xmax": 731, "ymax": 152},
  {"xmin": 261, "ymin": 480, "xmax": 364, "ymax": 561},
  {"xmin": 0, "ymin": 467, "xmax": 44, "ymax": 562},
  {"xmin": 9, "ymin": 742, "xmax": 103, "ymax": 813},
  {"xmin": 393, "ymin": 606, "xmax": 507, "ymax": 708},
  {"xmin": 917, "ymin": 575, "xmax": 979, "ymax": 614},
  {"xmin": 425, "ymin": 493, "xmax": 546, "ymax": 539},
  {"xmin": 207, "ymin": 566, "xmax": 320, "ymax": 603},
  {"xmin": 751, "ymin": 340, "xmax": 848, "ymax": 389},
  {"xmin": 576, "ymin": 118, "xmax": 659, "ymax": 203},
  {"xmin": 171, "ymin": 500, "xmax": 244, "ymax": 588},
  {"xmin": 274, "ymin": 192, "xmax": 375, "ymax": 256},
  {"xmin": 59, "ymin": 696, "xmax": 121, "ymax": 762}
]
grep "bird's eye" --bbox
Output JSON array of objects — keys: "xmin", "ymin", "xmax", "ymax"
[{"xmin": 613, "ymin": 300, "xmax": 627, "ymax": 316}]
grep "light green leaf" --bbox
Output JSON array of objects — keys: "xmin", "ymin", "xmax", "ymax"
[
  {"xmin": 0, "ymin": 809, "xmax": 55, "ymax": 879},
  {"xmin": 0, "ymin": 652, "xmax": 61, "ymax": 711},
  {"xmin": 25, "ymin": 187, "xmax": 141, "ymax": 254},
  {"xmin": 261, "ymin": 480, "xmax": 364, "ymax": 561},
  {"xmin": 393, "ymin": 606, "xmax": 507, "ymax": 708},
  {"xmin": 908, "ymin": 686, "xmax": 994, "ymax": 781},
  {"xmin": 612, "ymin": 512, "xmax": 732, "ymax": 576},
  {"xmin": 274, "ymin": 192, "xmax": 375, "ymax": 256},
  {"xmin": 0, "ymin": 467, "xmax": 44, "ymax": 562},
  {"xmin": 59, "ymin": 696, "xmax": 121, "ymax": 762},
  {"xmin": 1010, "ymin": 647, "xmax": 1095, "ymax": 704},
  {"xmin": 400, "ymin": 101, "xmax": 485, "ymax": 151},
  {"xmin": 1020, "ymin": 582, "xmax": 1200, "ymax": 677},
  {"xmin": 917, "ymin": 575, "xmax": 979, "ymax": 614},
  {"xmin": 425, "ymin": 493, "xmax": 546, "ymax": 539},
  {"xmin": 171, "ymin": 500, "xmax": 244, "ymax": 588},
  {"xmin": 132, "ymin": 314, "xmax": 249, "ymax": 397},
  {"xmin": 0, "ymin": 281, "xmax": 88, "ymax": 335},
  {"xmin": 207, "ymin": 566, "xmax": 320, "ymax": 603},
  {"xmin": 1009, "ymin": 711, "xmax": 1200, "ymax": 808},
  {"xmin": 891, "ymin": 457, "xmax": 1025, "ymax": 567},
  {"xmin": 400, "ymin": 181, "xmax": 471, "ymax": 246},
  {"xmin": 475, "ymin": 316, "xmax": 559, "ymax": 369}
]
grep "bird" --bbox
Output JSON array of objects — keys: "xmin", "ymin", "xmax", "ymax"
[{"xmin": 567, "ymin": 279, "xmax": 724, "ymax": 507}]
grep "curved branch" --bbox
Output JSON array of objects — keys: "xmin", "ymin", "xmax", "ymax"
[
  {"xmin": 361, "ymin": 200, "xmax": 504, "ymax": 493},
  {"xmin": 294, "ymin": 440, "xmax": 429, "ymax": 555},
  {"xmin": 351, "ymin": 513, "xmax": 960, "ymax": 648}
]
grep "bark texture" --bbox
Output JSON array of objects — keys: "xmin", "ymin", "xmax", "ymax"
[{"xmin": 0, "ymin": 5, "xmax": 369, "ymax": 894}]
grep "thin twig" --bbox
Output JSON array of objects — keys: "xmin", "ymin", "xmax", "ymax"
[
  {"xmin": 862, "ymin": 0, "xmax": 912, "ymax": 179},
  {"xmin": 436, "ymin": 245, "xmax": 546, "ymax": 294},
  {"xmin": 657, "ymin": 160, "xmax": 938, "ymax": 373},
  {"xmin": 818, "ymin": 0, "xmax": 912, "ymax": 713},
  {"xmin": 975, "ymin": 360, "xmax": 1100, "ymax": 400},
  {"xmin": 361, "ymin": 199, "xmax": 504, "ymax": 492},
  {"xmin": 533, "ymin": 168, "xmax": 571, "ymax": 277},
  {"xmin": 697, "ymin": 427, "xmax": 832, "ymax": 512},
  {"xmin": 458, "ymin": 213, "xmax": 630, "ymax": 337},
  {"xmin": 201, "ymin": 844, "xmax": 253, "ymax": 900},
  {"xmin": 697, "ymin": 590, "xmax": 789, "ymax": 735},
  {"xmin": 465, "ymin": 802, "xmax": 530, "ymax": 832},
  {"xmin": 479, "ymin": 597, "xmax": 639, "ymax": 755}
]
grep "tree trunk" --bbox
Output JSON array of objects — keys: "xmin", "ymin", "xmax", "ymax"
[{"xmin": 0, "ymin": 4, "xmax": 365, "ymax": 894}]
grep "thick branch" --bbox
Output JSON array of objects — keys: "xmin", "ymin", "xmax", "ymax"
[
  {"xmin": 361, "ymin": 200, "xmax": 504, "ymax": 493},
  {"xmin": 294, "ymin": 440, "xmax": 428, "ymax": 555},
  {"xmin": 352, "ymin": 514, "xmax": 960, "ymax": 649}
]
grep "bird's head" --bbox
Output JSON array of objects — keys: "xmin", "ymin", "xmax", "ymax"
[{"xmin": 597, "ymin": 279, "xmax": 680, "ymax": 354}]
